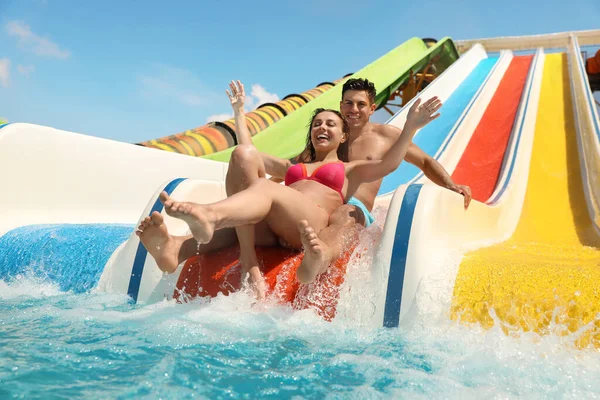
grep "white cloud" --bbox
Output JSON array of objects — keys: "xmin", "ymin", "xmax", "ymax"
[
  {"xmin": 205, "ymin": 113, "xmax": 233, "ymax": 123},
  {"xmin": 244, "ymin": 84, "xmax": 280, "ymax": 110},
  {"xmin": 5, "ymin": 20, "xmax": 71, "ymax": 59},
  {"xmin": 138, "ymin": 64, "xmax": 217, "ymax": 108},
  {"xmin": 17, "ymin": 64, "xmax": 35, "ymax": 76},
  {"xmin": 0, "ymin": 58, "xmax": 10, "ymax": 87},
  {"xmin": 204, "ymin": 83, "xmax": 279, "ymax": 124}
]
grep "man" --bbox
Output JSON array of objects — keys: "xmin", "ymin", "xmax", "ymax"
[
  {"xmin": 295, "ymin": 78, "xmax": 471, "ymax": 283},
  {"xmin": 136, "ymin": 78, "xmax": 471, "ymax": 284}
]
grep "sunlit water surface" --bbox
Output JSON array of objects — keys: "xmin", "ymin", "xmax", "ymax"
[{"xmin": 1, "ymin": 222, "xmax": 599, "ymax": 399}]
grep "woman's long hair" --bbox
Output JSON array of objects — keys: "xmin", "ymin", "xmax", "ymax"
[{"xmin": 295, "ymin": 108, "xmax": 349, "ymax": 163}]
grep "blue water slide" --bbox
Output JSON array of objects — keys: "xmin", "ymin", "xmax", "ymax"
[
  {"xmin": 378, "ymin": 57, "xmax": 499, "ymax": 195},
  {"xmin": 0, "ymin": 224, "xmax": 133, "ymax": 292}
]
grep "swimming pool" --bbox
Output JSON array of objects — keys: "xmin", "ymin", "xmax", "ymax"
[{"xmin": 1, "ymin": 225, "xmax": 598, "ymax": 398}]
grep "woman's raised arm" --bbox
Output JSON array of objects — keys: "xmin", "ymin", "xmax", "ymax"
[
  {"xmin": 227, "ymin": 80, "xmax": 290, "ymax": 179},
  {"xmin": 227, "ymin": 80, "xmax": 253, "ymax": 146}
]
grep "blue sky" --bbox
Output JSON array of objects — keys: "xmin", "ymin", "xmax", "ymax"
[{"xmin": 1, "ymin": 0, "xmax": 599, "ymax": 143}]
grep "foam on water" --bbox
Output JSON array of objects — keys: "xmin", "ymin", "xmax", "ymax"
[
  {"xmin": 2, "ymin": 219, "xmax": 600, "ymax": 398},
  {"xmin": 1, "ymin": 271, "xmax": 600, "ymax": 399}
]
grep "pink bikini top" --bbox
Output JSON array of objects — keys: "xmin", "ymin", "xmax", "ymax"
[{"xmin": 284, "ymin": 162, "xmax": 345, "ymax": 201}]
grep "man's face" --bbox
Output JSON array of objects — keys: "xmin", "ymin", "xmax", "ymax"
[{"xmin": 340, "ymin": 90, "xmax": 376, "ymax": 127}]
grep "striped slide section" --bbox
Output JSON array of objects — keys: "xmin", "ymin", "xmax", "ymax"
[
  {"xmin": 378, "ymin": 57, "xmax": 500, "ymax": 194},
  {"xmin": 136, "ymin": 78, "xmax": 345, "ymax": 157},
  {"xmin": 452, "ymin": 53, "xmax": 600, "ymax": 348},
  {"xmin": 451, "ymin": 55, "xmax": 533, "ymax": 201},
  {"xmin": 375, "ymin": 50, "xmax": 543, "ymax": 329}
]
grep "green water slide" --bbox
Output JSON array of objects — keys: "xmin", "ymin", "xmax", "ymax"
[{"xmin": 202, "ymin": 37, "xmax": 458, "ymax": 162}]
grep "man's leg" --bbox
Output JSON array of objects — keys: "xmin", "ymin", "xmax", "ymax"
[
  {"xmin": 296, "ymin": 204, "xmax": 363, "ymax": 284},
  {"xmin": 135, "ymin": 144, "xmax": 275, "ymax": 274}
]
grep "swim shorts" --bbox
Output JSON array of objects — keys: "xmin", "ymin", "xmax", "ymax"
[{"xmin": 347, "ymin": 197, "xmax": 375, "ymax": 227}]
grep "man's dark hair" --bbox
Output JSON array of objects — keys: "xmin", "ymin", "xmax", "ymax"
[{"xmin": 341, "ymin": 78, "xmax": 377, "ymax": 104}]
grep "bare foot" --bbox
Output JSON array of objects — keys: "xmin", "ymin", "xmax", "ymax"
[
  {"xmin": 296, "ymin": 220, "xmax": 332, "ymax": 284},
  {"xmin": 159, "ymin": 191, "xmax": 215, "ymax": 244},
  {"xmin": 243, "ymin": 266, "xmax": 266, "ymax": 301},
  {"xmin": 238, "ymin": 251, "xmax": 266, "ymax": 300},
  {"xmin": 135, "ymin": 211, "xmax": 180, "ymax": 273}
]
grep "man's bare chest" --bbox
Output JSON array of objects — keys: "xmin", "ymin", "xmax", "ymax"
[{"xmin": 348, "ymin": 135, "xmax": 393, "ymax": 161}]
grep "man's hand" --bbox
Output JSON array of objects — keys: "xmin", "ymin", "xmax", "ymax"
[
  {"xmin": 405, "ymin": 97, "xmax": 442, "ymax": 130},
  {"xmin": 226, "ymin": 80, "xmax": 245, "ymax": 112},
  {"xmin": 451, "ymin": 184, "xmax": 472, "ymax": 209}
]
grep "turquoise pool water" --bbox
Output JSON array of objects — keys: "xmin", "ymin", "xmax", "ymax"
[
  {"xmin": 2, "ymin": 277, "xmax": 599, "ymax": 399},
  {"xmin": 1, "ymin": 224, "xmax": 599, "ymax": 398}
]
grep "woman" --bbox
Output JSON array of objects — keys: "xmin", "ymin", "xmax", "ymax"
[{"xmin": 160, "ymin": 80, "xmax": 438, "ymax": 298}]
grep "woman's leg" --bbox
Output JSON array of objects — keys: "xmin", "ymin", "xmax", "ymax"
[
  {"xmin": 135, "ymin": 145, "xmax": 275, "ymax": 276},
  {"xmin": 225, "ymin": 145, "xmax": 275, "ymax": 298},
  {"xmin": 160, "ymin": 178, "xmax": 330, "ymax": 250}
]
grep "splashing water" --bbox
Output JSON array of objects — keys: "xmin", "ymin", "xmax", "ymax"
[
  {"xmin": 0, "ymin": 224, "xmax": 134, "ymax": 293},
  {"xmin": 1, "ymin": 220, "xmax": 600, "ymax": 398},
  {"xmin": 2, "ymin": 274, "xmax": 600, "ymax": 399}
]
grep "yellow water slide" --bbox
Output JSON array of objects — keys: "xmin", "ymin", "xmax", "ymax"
[{"xmin": 452, "ymin": 53, "xmax": 600, "ymax": 347}]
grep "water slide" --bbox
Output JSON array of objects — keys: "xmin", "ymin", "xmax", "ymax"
[
  {"xmin": 203, "ymin": 38, "xmax": 458, "ymax": 162},
  {"xmin": 453, "ymin": 50, "xmax": 600, "ymax": 347},
  {"xmin": 0, "ymin": 32, "xmax": 548, "ymax": 325},
  {"xmin": 0, "ymin": 37, "xmax": 459, "ymax": 307},
  {"xmin": 373, "ymin": 31, "xmax": 600, "ymax": 346},
  {"xmin": 99, "ymin": 42, "xmax": 509, "ymax": 310},
  {"xmin": 3, "ymin": 29, "xmax": 600, "ymax": 338},
  {"xmin": 137, "ymin": 38, "xmax": 458, "ymax": 159},
  {"xmin": 0, "ymin": 37, "xmax": 454, "ymax": 234},
  {"xmin": 136, "ymin": 77, "xmax": 347, "ymax": 156}
]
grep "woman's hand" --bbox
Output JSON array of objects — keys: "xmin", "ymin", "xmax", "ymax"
[{"xmin": 226, "ymin": 80, "xmax": 245, "ymax": 112}]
